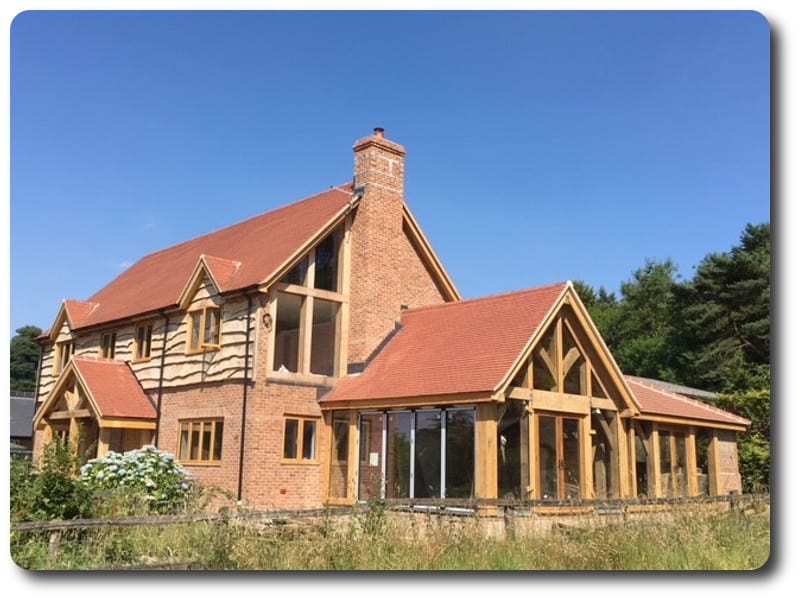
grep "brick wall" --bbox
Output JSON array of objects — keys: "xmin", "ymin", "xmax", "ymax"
[
  {"xmin": 348, "ymin": 128, "xmax": 449, "ymax": 366},
  {"xmin": 156, "ymin": 382, "xmax": 244, "ymax": 500},
  {"xmin": 240, "ymin": 381, "xmax": 329, "ymax": 509}
]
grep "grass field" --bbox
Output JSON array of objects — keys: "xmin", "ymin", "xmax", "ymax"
[{"xmin": 10, "ymin": 503, "xmax": 770, "ymax": 570}]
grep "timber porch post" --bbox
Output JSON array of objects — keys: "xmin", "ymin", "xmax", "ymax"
[{"xmin": 476, "ymin": 402, "xmax": 498, "ymax": 515}]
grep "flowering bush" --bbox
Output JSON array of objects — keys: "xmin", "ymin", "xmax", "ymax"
[{"xmin": 80, "ymin": 446, "xmax": 193, "ymax": 514}]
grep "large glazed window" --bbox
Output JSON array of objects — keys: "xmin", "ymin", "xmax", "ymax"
[
  {"xmin": 356, "ymin": 408, "xmax": 475, "ymax": 502},
  {"xmin": 310, "ymin": 299, "xmax": 338, "ymax": 376},
  {"xmin": 274, "ymin": 293, "xmax": 302, "ymax": 373},
  {"xmin": 537, "ymin": 414, "xmax": 582, "ymax": 500},
  {"xmin": 313, "ymin": 227, "xmax": 342, "ymax": 292},
  {"xmin": 521, "ymin": 309, "xmax": 611, "ymax": 400},
  {"xmin": 328, "ymin": 413, "xmax": 351, "ymax": 498},
  {"xmin": 271, "ymin": 224, "xmax": 346, "ymax": 379}
]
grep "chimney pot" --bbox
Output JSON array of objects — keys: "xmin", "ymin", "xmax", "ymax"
[{"xmin": 374, "ymin": 127, "xmax": 385, "ymax": 138}]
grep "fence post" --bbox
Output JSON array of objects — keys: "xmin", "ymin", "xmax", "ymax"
[{"xmin": 47, "ymin": 532, "xmax": 61, "ymax": 566}]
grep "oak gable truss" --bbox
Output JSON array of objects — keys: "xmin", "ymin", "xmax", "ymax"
[{"xmin": 496, "ymin": 282, "xmax": 640, "ymax": 416}]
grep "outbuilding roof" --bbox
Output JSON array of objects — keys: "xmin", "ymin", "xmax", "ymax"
[{"xmin": 625, "ymin": 376, "xmax": 749, "ymax": 428}]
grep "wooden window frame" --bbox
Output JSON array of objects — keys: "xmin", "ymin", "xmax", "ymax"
[
  {"xmin": 186, "ymin": 305, "xmax": 222, "ymax": 354},
  {"xmin": 177, "ymin": 418, "xmax": 224, "ymax": 466},
  {"xmin": 281, "ymin": 416, "xmax": 320, "ymax": 465},
  {"xmin": 133, "ymin": 322, "xmax": 154, "ymax": 363},
  {"xmin": 52, "ymin": 340, "xmax": 74, "ymax": 376},
  {"xmin": 99, "ymin": 332, "xmax": 117, "ymax": 359},
  {"xmin": 269, "ymin": 221, "xmax": 350, "ymax": 381}
]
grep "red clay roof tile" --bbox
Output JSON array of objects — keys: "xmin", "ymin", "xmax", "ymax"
[
  {"xmin": 202, "ymin": 255, "xmax": 242, "ymax": 292},
  {"xmin": 325, "ymin": 282, "xmax": 569, "ymax": 402},
  {"xmin": 73, "ymin": 357, "xmax": 156, "ymax": 420},
  {"xmin": 625, "ymin": 376, "xmax": 749, "ymax": 427},
  {"xmin": 74, "ymin": 185, "xmax": 353, "ymax": 329}
]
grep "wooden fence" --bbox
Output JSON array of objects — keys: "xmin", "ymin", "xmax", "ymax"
[{"xmin": 11, "ymin": 493, "xmax": 769, "ymax": 533}]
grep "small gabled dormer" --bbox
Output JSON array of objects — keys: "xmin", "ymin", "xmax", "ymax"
[{"xmin": 178, "ymin": 254, "xmax": 241, "ymax": 356}]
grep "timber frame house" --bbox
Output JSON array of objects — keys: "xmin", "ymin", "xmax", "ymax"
[{"xmin": 32, "ymin": 128, "xmax": 750, "ymax": 510}]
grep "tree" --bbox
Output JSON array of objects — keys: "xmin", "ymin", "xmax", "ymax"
[
  {"xmin": 592, "ymin": 259, "xmax": 682, "ymax": 382},
  {"xmin": 10, "ymin": 325, "xmax": 42, "ymax": 393},
  {"xmin": 673, "ymin": 223, "xmax": 770, "ymax": 392}
]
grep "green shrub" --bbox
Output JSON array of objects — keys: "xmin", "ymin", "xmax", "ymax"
[
  {"xmin": 80, "ymin": 445, "xmax": 193, "ymax": 514},
  {"xmin": 11, "ymin": 438, "xmax": 93, "ymax": 522}
]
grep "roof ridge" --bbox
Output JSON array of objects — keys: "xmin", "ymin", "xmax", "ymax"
[
  {"xmin": 402, "ymin": 281, "xmax": 569, "ymax": 316},
  {"xmin": 85, "ymin": 184, "xmax": 352, "ymax": 304},
  {"xmin": 134, "ymin": 184, "xmax": 352, "ymax": 263},
  {"xmin": 626, "ymin": 376, "xmax": 749, "ymax": 424}
]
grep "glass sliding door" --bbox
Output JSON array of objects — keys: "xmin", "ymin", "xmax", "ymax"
[
  {"xmin": 537, "ymin": 414, "xmax": 583, "ymax": 500},
  {"xmin": 385, "ymin": 412, "xmax": 412, "ymax": 499},
  {"xmin": 328, "ymin": 413, "xmax": 350, "ymax": 498},
  {"xmin": 357, "ymin": 408, "xmax": 476, "ymax": 501},
  {"xmin": 445, "ymin": 409, "xmax": 475, "ymax": 498},
  {"xmin": 538, "ymin": 416, "xmax": 558, "ymax": 499},
  {"xmin": 358, "ymin": 413, "xmax": 385, "ymax": 500},
  {"xmin": 414, "ymin": 410, "xmax": 442, "ymax": 498},
  {"xmin": 562, "ymin": 418, "xmax": 581, "ymax": 499}
]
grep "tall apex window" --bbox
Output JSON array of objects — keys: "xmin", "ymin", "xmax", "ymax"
[
  {"xmin": 272, "ymin": 224, "xmax": 345, "ymax": 379},
  {"xmin": 134, "ymin": 323, "xmax": 153, "ymax": 362},
  {"xmin": 53, "ymin": 340, "xmax": 74, "ymax": 375},
  {"xmin": 187, "ymin": 305, "xmax": 221, "ymax": 353},
  {"xmin": 279, "ymin": 226, "xmax": 343, "ymax": 293}
]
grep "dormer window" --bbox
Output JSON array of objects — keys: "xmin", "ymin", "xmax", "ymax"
[
  {"xmin": 134, "ymin": 323, "xmax": 153, "ymax": 362},
  {"xmin": 100, "ymin": 332, "xmax": 116, "ymax": 359},
  {"xmin": 188, "ymin": 305, "xmax": 221, "ymax": 353},
  {"xmin": 53, "ymin": 340, "xmax": 74, "ymax": 376}
]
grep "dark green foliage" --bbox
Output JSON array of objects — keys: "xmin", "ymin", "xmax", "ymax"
[
  {"xmin": 580, "ymin": 223, "xmax": 770, "ymax": 491},
  {"xmin": 10, "ymin": 325, "xmax": 42, "ymax": 392},
  {"xmin": 581, "ymin": 223, "xmax": 770, "ymax": 394},
  {"xmin": 584, "ymin": 260, "xmax": 682, "ymax": 382},
  {"xmin": 11, "ymin": 438, "xmax": 93, "ymax": 522},
  {"xmin": 673, "ymin": 223, "xmax": 770, "ymax": 392}
]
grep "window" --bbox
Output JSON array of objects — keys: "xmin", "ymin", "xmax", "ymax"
[
  {"xmin": 134, "ymin": 323, "xmax": 153, "ymax": 361},
  {"xmin": 100, "ymin": 332, "xmax": 116, "ymax": 359},
  {"xmin": 178, "ymin": 419, "xmax": 224, "ymax": 464},
  {"xmin": 271, "ymin": 225, "xmax": 345, "ymax": 379},
  {"xmin": 187, "ymin": 305, "xmax": 221, "ymax": 353},
  {"xmin": 53, "ymin": 341, "xmax": 74, "ymax": 375},
  {"xmin": 273, "ymin": 293, "xmax": 302, "ymax": 372},
  {"xmin": 282, "ymin": 417, "xmax": 318, "ymax": 463},
  {"xmin": 357, "ymin": 408, "xmax": 476, "ymax": 502}
]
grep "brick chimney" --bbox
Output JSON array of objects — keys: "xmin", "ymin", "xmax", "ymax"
[{"xmin": 348, "ymin": 128, "xmax": 408, "ymax": 367}]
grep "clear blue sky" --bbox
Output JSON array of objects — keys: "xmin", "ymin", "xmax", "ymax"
[{"xmin": 9, "ymin": 10, "xmax": 769, "ymax": 335}]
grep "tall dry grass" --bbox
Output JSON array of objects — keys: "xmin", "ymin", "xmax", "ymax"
[{"xmin": 10, "ymin": 504, "xmax": 770, "ymax": 571}]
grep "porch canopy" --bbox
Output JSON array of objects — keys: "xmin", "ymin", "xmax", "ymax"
[{"xmin": 33, "ymin": 356, "xmax": 156, "ymax": 457}]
